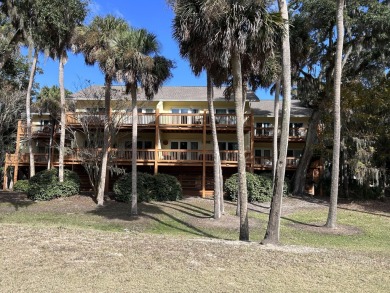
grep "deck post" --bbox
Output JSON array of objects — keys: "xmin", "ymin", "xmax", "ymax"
[
  {"xmin": 202, "ymin": 110, "xmax": 207, "ymax": 197},
  {"xmin": 154, "ymin": 109, "xmax": 159, "ymax": 175},
  {"xmin": 13, "ymin": 120, "xmax": 22, "ymax": 184},
  {"xmin": 3, "ymin": 155, "xmax": 8, "ymax": 190},
  {"xmin": 250, "ymin": 113, "xmax": 255, "ymax": 172}
]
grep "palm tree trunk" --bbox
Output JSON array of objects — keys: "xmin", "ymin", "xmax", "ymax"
[
  {"xmin": 47, "ymin": 118, "xmax": 56, "ymax": 170},
  {"xmin": 219, "ymin": 162, "xmax": 224, "ymax": 214},
  {"xmin": 272, "ymin": 79, "xmax": 281, "ymax": 184},
  {"xmin": 262, "ymin": 0, "xmax": 292, "ymax": 245},
  {"xmin": 207, "ymin": 73, "xmax": 221, "ymax": 219},
  {"xmin": 326, "ymin": 0, "xmax": 345, "ymax": 228},
  {"xmin": 292, "ymin": 110, "xmax": 320, "ymax": 195},
  {"xmin": 27, "ymin": 49, "xmax": 38, "ymax": 178},
  {"xmin": 58, "ymin": 51, "xmax": 66, "ymax": 182},
  {"xmin": 96, "ymin": 75, "xmax": 112, "ymax": 205},
  {"xmin": 232, "ymin": 50, "xmax": 249, "ymax": 241},
  {"xmin": 131, "ymin": 83, "xmax": 138, "ymax": 216}
]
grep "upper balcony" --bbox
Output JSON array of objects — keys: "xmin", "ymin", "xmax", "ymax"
[
  {"xmin": 65, "ymin": 112, "xmax": 252, "ymax": 133},
  {"xmin": 254, "ymin": 127, "xmax": 307, "ymax": 142}
]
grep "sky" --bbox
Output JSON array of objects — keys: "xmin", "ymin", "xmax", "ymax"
[{"xmin": 33, "ymin": 0, "xmax": 273, "ymax": 99}]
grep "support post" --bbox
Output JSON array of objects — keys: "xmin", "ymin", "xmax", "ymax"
[
  {"xmin": 154, "ymin": 109, "xmax": 159, "ymax": 175},
  {"xmin": 202, "ymin": 110, "xmax": 207, "ymax": 197},
  {"xmin": 3, "ymin": 155, "xmax": 8, "ymax": 190},
  {"xmin": 250, "ymin": 113, "xmax": 255, "ymax": 172},
  {"xmin": 13, "ymin": 120, "xmax": 22, "ymax": 184}
]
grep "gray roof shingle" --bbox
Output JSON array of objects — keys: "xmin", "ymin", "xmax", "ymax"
[
  {"xmin": 69, "ymin": 86, "xmax": 312, "ymax": 117},
  {"xmin": 250, "ymin": 100, "xmax": 312, "ymax": 117},
  {"xmin": 69, "ymin": 85, "xmax": 259, "ymax": 102}
]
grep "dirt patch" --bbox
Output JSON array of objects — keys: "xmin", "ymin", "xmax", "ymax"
[{"xmin": 0, "ymin": 224, "xmax": 389, "ymax": 293}]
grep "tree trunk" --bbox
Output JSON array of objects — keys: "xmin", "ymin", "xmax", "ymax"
[
  {"xmin": 47, "ymin": 118, "xmax": 56, "ymax": 169},
  {"xmin": 219, "ymin": 162, "xmax": 224, "ymax": 214},
  {"xmin": 292, "ymin": 110, "xmax": 320, "ymax": 195},
  {"xmin": 232, "ymin": 50, "xmax": 249, "ymax": 241},
  {"xmin": 27, "ymin": 49, "xmax": 38, "ymax": 178},
  {"xmin": 131, "ymin": 83, "xmax": 138, "ymax": 216},
  {"xmin": 96, "ymin": 75, "xmax": 112, "ymax": 206},
  {"xmin": 262, "ymin": 0, "xmax": 292, "ymax": 245},
  {"xmin": 272, "ymin": 79, "xmax": 281, "ymax": 185},
  {"xmin": 207, "ymin": 73, "xmax": 221, "ymax": 219},
  {"xmin": 326, "ymin": 0, "xmax": 345, "ymax": 228},
  {"xmin": 58, "ymin": 51, "xmax": 66, "ymax": 182}
]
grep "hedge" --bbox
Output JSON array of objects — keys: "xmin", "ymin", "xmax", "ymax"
[
  {"xmin": 13, "ymin": 180, "xmax": 30, "ymax": 193},
  {"xmin": 224, "ymin": 173, "xmax": 289, "ymax": 202},
  {"xmin": 113, "ymin": 172, "xmax": 182, "ymax": 202},
  {"xmin": 28, "ymin": 169, "xmax": 80, "ymax": 201}
]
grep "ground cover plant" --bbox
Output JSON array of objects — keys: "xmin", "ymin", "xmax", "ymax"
[
  {"xmin": 224, "ymin": 172, "xmax": 289, "ymax": 202},
  {"xmin": 0, "ymin": 191, "xmax": 389, "ymax": 292},
  {"xmin": 114, "ymin": 172, "xmax": 182, "ymax": 202},
  {"xmin": 27, "ymin": 169, "xmax": 80, "ymax": 201}
]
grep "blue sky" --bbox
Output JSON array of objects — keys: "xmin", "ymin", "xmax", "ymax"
[{"xmin": 34, "ymin": 0, "xmax": 273, "ymax": 99}]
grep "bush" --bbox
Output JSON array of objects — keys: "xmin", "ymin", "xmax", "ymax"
[
  {"xmin": 152, "ymin": 173, "xmax": 182, "ymax": 201},
  {"xmin": 224, "ymin": 173, "xmax": 289, "ymax": 203},
  {"xmin": 113, "ymin": 172, "xmax": 182, "ymax": 202},
  {"xmin": 14, "ymin": 180, "xmax": 30, "ymax": 193},
  {"xmin": 113, "ymin": 172, "xmax": 155, "ymax": 203},
  {"xmin": 28, "ymin": 169, "xmax": 80, "ymax": 201}
]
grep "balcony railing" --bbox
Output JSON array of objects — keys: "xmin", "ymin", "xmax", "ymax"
[
  {"xmin": 159, "ymin": 113, "xmax": 204, "ymax": 126},
  {"xmin": 254, "ymin": 156, "xmax": 300, "ymax": 168},
  {"xmin": 65, "ymin": 112, "xmax": 252, "ymax": 127},
  {"xmin": 9, "ymin": 150, "xmax": 301, "ymax": 170},
  {"xmin": 206, "ymin": 114, "xmax": 251, "ymax": 127},
  {"xmin": 254, "ymin": 127, "xmax": 307, "ymax": 139}
]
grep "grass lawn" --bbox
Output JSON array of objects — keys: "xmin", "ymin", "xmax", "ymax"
[{"xmin": 0, "ymin": 191, "xmax": 389, "ymax": 292}]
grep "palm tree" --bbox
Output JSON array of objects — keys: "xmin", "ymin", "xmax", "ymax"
[
  {"xmin": 35, "ymin": 86, "xmax": 61, "ymax": 169},
  {"xmin": 72, "ymin": 15, "xmax": 130, "ymax": 205},
  {"xmin": 173, "ymin": 0, "xmax": 283, "ymax": 240},
  {"xmin": 114, "ymin": 28, "xmax": 173, "ymax": 216},
  {"xmin": 262, "ymin": 0, "xmax": 292, "ymax": 245},
  {"xmin": 39, "ymin": 0, "xmax": 87, "ymax": 182},
  {"xmin": 2, "ymin": 0, "xmax": 57, "ymax": 178},
  {"xmin": 326, "ymin": 0, "xmax": 345, "ymax": 228},
  {"xmin": 173, "ymin": 2, "xmax": 229, "ymax": 219}
]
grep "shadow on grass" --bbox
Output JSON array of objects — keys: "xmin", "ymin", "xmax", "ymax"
[
  {"xmin": 0, "ymin": 191, "xmax": 35, "ymax": 211},
  {"xmin": 291, "ymin": 194, "xmax": 390, "ymax": 218},
  {"xmin": 158, "ymin": 201, "xmax": 213, "ymax": 218},
  {"xmin": 172, "ymin": 199, "xmax": 215, "ymax": 214},
  {"xmin": 87, "ymin": 199, "xmax": 217, "ymax": 238},
  {"xmin": 248, "ymin": 202, "xmax": 323, "ymax": 228}
]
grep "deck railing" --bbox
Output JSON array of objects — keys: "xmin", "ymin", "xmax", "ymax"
[
  {"xmin": 254, "ymin": 127, "xmax": 307, "ymax": 139},
  {"xmin": 254, "ymin": 156, "xmax": 300, "ymax": 168},
  {"xmin": 14, "ymin": 149, "xmax": 252, "ymax": 164},
  {"xmin": 159, "ymin": 113, "xmax": 204, "ymax": 126},
  {"xmin": 65, "ymin": 112, "xmax": 253, "ymax": 127}
]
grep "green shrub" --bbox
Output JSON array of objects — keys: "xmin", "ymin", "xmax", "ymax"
[
  {"xmin": 224, "ymin": 173, "xmax": 289, "ymax": 203},
  {"xmin": 28, "ymin": 169, "xmax": 80, "ymax": 201},
  {"xmin": 113, "ymin": 172, "xmax": 155, "ymax": 203},
  {"xmin": 113, "ymin": 172, "xmax": 182, "ymax": 202},
  {"xmin": 14, "ymin": 180, "xmax": 30, "ymax": 193},
  {"xmin": 152, "ymin": 173, "xmax": 182, "ymax": 201}
]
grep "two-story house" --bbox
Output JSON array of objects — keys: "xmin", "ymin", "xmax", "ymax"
[{"xmin": 3, "ymin": 86, "xmax": 312, "ymax": 196}]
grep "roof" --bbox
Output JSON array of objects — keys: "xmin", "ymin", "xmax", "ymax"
[
  {"xmin": 250, "ymin": 100, "xmax": 312, "ymax": 117},
  {"xmin": 69, "ymin": 85, "xmax": 259, "ymax": 102},
  {"xmin": 69, "ymin": 86, "xmax": 312, "ymax": 117}
]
